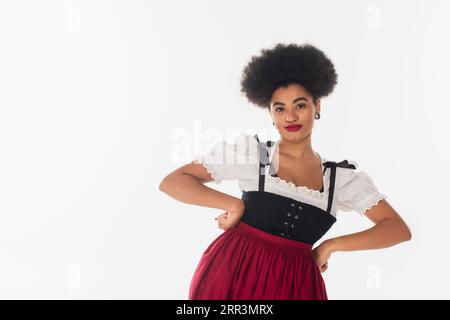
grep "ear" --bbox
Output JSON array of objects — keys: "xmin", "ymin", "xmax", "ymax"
[
  {"xmin": 268, "ymin": 104, "xmax": 274, "ymax": 118},
  {"xmin": 315, "ymin": 98, "xmax": 321, "ymax": 113}
]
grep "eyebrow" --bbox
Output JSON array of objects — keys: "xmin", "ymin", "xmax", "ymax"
[{"xmin": 272, "ymin": 96, "xmax": 308, "ymax": 107}]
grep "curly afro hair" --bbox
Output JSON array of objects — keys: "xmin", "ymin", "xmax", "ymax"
[{"xmin": 240, "ymin": 43, "xmax": 337, "ymax": 109}]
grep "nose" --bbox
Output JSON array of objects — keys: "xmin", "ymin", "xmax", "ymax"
[{"xmin": 285, "ymin": 107, "xmax": 298, "ymax": 122}]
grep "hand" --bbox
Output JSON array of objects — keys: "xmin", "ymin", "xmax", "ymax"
[
  {"xmin": 312, "ymin": 240, "xmax": 334, "ymax": 273},
  {"xmin": 214, "ymin": 201, "xmax": 245, "ymax": 231}
]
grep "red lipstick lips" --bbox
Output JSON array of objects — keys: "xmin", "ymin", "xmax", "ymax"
[{"xmin": 285, "ymin": 124, "xmax": 302, "ymax": 132}]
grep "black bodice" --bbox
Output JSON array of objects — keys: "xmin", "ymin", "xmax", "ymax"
[
  {"xmin": 240, "ymin": 191, "xmax": 336, "ymax": 244},
  {"xmin": 239, "ymin": 135, "xmax": 356, "ymax": 245}
]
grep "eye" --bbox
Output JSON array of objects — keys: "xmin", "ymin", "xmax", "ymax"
[
  {"xmin": 296, "ymin": 104, "xmax": 306, "ymax": 109},
  {"xmin": 275, "ymin": 107, "xmax": 284, "ymax": 112}
]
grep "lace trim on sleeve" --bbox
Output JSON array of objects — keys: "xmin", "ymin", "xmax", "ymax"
[
  {"xmin": 359, "ymin": 194, "xmax": 388, "ymax": 216},
  {"xmin": 192, "ymin": 157, "xmax": 223, "ymax": 184}
]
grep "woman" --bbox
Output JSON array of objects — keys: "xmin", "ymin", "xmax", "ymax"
[{"xmin": 159, "ymin": 43, "xmax": 412, "ymax": 300}]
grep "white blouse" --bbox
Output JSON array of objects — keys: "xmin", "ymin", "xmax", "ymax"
[{"xmin": 193, "ymin": 132, "xmax": 387, "ymax": 218}]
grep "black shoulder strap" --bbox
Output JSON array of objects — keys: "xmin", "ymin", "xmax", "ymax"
[
  {"xmin": 254, "ymin": 135, "xmax": 271, "ymax": 192},
  {"xmin": 322, "ymin": 160, "xmax": 357, "ymax": 214},
  {"xmin": 266, "ymin": 140, "xmax": 277, "ymax": 176}
]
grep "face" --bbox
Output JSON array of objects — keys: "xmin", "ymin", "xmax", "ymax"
[{"xmin": 269, "ymin": 83, "xmax": 320, "ymax": 142}]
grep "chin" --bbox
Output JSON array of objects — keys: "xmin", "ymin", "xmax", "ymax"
[{"xmin": 282, "ymin": 134, "xmax": 302, "ymax": 141}]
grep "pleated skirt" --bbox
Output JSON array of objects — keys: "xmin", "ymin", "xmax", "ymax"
[{"xmin": 189, "ymin": 221, "xmax": 328, "ymax": 300}]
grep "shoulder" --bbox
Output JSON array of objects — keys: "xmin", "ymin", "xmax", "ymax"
[
  {"xmin": 221, "ymin": 131, "xmax": 259, "ymax": 159},
  {"xmin": 193, "ymin": 131, "xmax": 260, "ymax": 183},
  {"xmin": 197, "ymin": 131, "xmax": 260, "ymax": 165},
  {"xmin": 332, "ymin": 159, "xmax": 382, "ymax": 188},
  {"xmin": 333, "ymin": 159, "xmax": 360, "ymax": 184},
  {"xmin": 332, "ymin": 159, "xmax": 387, "ymax": 215},
  {"xmin": 234, "ymin": 132, "xmax": 260, "ymax": 154},
  {"xmin": 321, "ymin": 158, "xmax": 359, "ymax": 183},
  {"xmin": 332, "ymin": 159, "xmax": 381, "ymax": 193}
]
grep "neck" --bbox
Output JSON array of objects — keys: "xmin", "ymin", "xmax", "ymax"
[{"xmin": 277, "ymin": 134, "xmax": 316, "ymax": 160}]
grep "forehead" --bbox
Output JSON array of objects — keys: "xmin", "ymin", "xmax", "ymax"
[{"xmin": 271, "ymin": 83, "xmax": 311, "ymax": 102}]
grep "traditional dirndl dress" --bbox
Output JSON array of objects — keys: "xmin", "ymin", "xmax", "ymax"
[{"xmin": 189, "ymin": 135, "xmax": 358, "ymax": 300}]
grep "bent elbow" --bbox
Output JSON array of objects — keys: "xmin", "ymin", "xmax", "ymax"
[
  {"xmin": 159, "ymin": 176, "xmax": 171, "ymax": 193},
  {"xmin": 400, "ymin": 222, "xmax": 412, "ymax": 242},
  {"xmin": 404, "ymin": 226, "xmax": 412, "ymax": 242}
]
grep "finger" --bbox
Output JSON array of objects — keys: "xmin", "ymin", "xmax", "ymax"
[
  {"xmin": 218, "ymin": 216, "xmax": 227, "ymax": 223},
  {"xmin": 215, "ymin": 212, "xmax": 227, "ymax": 221}
]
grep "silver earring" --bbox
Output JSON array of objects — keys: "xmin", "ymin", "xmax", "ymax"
[{"xmin": 314, "ymin": 112, "xmax": 320, "ymax": 120}]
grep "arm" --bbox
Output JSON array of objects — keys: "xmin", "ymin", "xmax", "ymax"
[
  {"xmin": 159, "ymin": 161, "xmax": 245, "ymax": 217},
  {"xmin": 313, "ymin": 199, "xmax": 412, "ymax": 272},
  {"xmin": 328, "ymin": 199, "xmax": 411, "ymax": 251}
]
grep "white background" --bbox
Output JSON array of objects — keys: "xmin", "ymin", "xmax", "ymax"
[{"xmin": 0, "ymin": 0, "xmax": 448, "ymax": 299}]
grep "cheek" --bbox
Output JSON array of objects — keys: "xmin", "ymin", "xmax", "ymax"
[
  {"xmin": 299, "ymin": 109, "xmax": 314, "ymax": 121},
  {"xmin": 301, "ymin": 113, "xmax": 316, "ymax": 129},
  {"xmin": 272, "ymin": 113, "xmax": 283, "ymax": 121}
]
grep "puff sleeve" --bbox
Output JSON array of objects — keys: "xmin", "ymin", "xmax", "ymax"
[
  {"xmin": 335, "ymin": 162, "xmax": 388, "ymax": 216},
  {"xmin": 192, "ymin": 132, "xmax": 259, "ymax": 184}
]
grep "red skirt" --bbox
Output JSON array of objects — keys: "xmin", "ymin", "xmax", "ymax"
[{"xmin": 189, "ymin": 221, "xmax": 328, "ymax": 300}]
